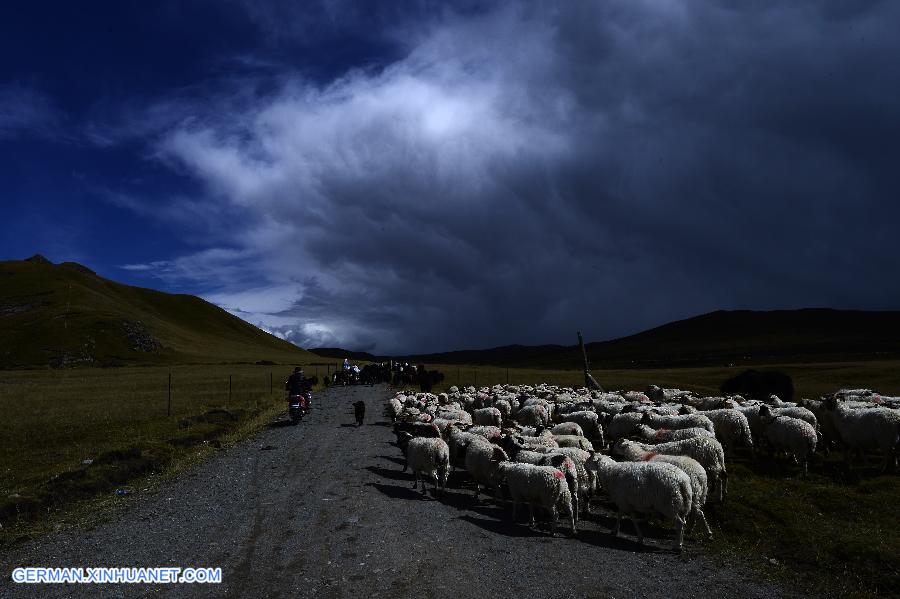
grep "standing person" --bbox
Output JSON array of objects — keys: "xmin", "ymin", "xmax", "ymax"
[{"xmin": 342, "ymin": 358, "xmax": 350, "ymax": 371}]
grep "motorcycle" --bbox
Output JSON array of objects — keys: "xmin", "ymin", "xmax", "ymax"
[{"xmin": 288, "ymin": 390, "xmax": 311, "ymax": 425}]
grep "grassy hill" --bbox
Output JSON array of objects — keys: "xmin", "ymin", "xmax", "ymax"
[
  {"xmin": 388, "ymin": 309, "xmax": 900, "ymax": 368},
  {"xmin": 0, "ymin": 255, "xmax": 315, "ymax": 368}
]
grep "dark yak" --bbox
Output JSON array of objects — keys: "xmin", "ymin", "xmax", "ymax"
[{"xmin": 720, "ymin": 369, "xmax": 794, "ymax": 403}]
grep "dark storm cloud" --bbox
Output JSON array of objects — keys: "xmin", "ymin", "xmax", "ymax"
[{"xmin": 127, "ymin": 0, "xmax": 900, "ymax": 353}]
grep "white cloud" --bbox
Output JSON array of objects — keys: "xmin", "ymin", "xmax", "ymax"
[{"xmin": 112, "ymin": 0, "xmax": 900, "ymax": 353}]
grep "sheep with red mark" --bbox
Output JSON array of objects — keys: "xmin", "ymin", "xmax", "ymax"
[
  {"xmin": 610, "ymin": 440, "xmax": 713, "ymax": 540},
  {"xmin": 511, "ymin": 450, "xmax": 580, "ymax": 524},
  {"xmin": 629, "ymin": 436, "xmax": 727, "ymax": 501},
  {"xmin": 586, "ymin": 454, "xmax": 692, "ymax": 551},
  {"xmin": 495, "ymin": 462, "xmax": 576, "ymax": 536},
  {"xmin": 630, "ymin": 423, "xmax": 715, "ymax": 444}
]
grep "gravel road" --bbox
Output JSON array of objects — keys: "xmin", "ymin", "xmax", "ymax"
[{"xmin": 1, "ymin": 385, "xmax": 790, "ymax": 598}]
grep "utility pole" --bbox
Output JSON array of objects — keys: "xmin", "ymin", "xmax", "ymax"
[{"xmin": 578, "ymin": 331, "xmax": 604, "ymax": 391}]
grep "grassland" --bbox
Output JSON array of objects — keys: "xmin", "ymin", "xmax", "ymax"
[
  {"xmin": 427, "ymin": 359, "xmax": 900, "ymax": 399},
  {"xmin": 0, "ymin": 361, "xmax": 340, "ymax": 543},
  {"xmin": 2, "ymin": 358, "xmax": 898, "ymax": 596}
]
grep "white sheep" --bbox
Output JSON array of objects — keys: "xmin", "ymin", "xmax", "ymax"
[
  {"xmin": 628, "ymin": 436, "xmax": 728, "ymax": 501},
  {"xmin": 630, "ymin": 423, "xmax": 715, "ymax": 444},
  {"xmin": 823, "ymin": 397, "xmax": 900, "ymax": 470},
  {"xmin": 644, "ymin": 412, "xmax": 715, "ymax": 434},
  {"xmin": 542, "ymin": 447, "xmax": 595, "ymax": 519},
  {"xmin": 493, "ymin": 399, "xmax": 513, "ymax": 422},
  {"xmin": 464, "ymin": 437, "xmax": 509, "ymax": 500},
  {"xmin": 512, "ymin": 450, "xmax": 580, "ymax": 524},
  {"xmin": 606, "ymin": 411, "xmax": 643, "ymax": 441},
  {"xmin": 473, "ymin": 407, "xmax": 502, "ymax": 427},
  {"xmin": 558, "ymin": 411, "xmax": 604, "ymax": 446},
  {"xmin": 465, "ymin": 425, "xmax": 502, "ymax": 442},
  {"xmin": 386, "ymin": 397, "xmax": 403, "ymax": 422},
  {"xmin": 550, "ymin": 422, "xmax": 584, "ymax": 437},
  {"xmin": 694, "ymin": 409, "xmax": 754, "ymax": 457},
  {"xmin": 758, "ymin": 406, "xmax": 817, "ymax": 476},
  {"xmin": 586, "ymin": 454, "xmax": 692, "ymax": 551},
  {"xmin": 447, "ymin": 426, "xmax": 485, "ymax": 472},
  {"xmin": 610, "ymin": 440, "xmax": 713, "ymax": 540},
  {"xmin": 436, "ymin": 408, "xmax": 473, "ymax": 425},
  {"xmin": 552, "ymin": 435, "xmax": 594, "ymax": 451},
  {"xmin": 516, "ymin": 404, "xmax": 550, "ymax": 427},
  {"xmin": 495, "ymin": 462, "xmax": 576, "ymax": 536},
  {"xmin": 405, "ymin": 437, "xmax": 450, "ymax": 494}
]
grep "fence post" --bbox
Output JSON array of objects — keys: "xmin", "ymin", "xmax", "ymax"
[
  {"xmin": 228, "ymin": 375, "xmax": 232, "ymax": 409},
  {"xmin": 167, "ymin": 372, "xmax": 171, "ymax": 416}
]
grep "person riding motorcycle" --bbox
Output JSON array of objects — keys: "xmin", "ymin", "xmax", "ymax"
[
  {"xmin": 285, "ymin": 367, "xmax": 311, "ymax": 423},
  {"xmin": 285, "ymin": 367, "xmax": 310, "ymax": 395}
]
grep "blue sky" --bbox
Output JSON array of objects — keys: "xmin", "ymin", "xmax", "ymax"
[{"xmin": 2, "ymin": 1, "xmax": 899, "ymax": 354}]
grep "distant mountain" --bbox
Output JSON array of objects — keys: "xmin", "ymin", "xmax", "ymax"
[
  {"xmin": 310, "ymin": 347, "xmax": 381, "ymax": 362},
  {"xmin": 387, "ymin": 309, "xmax": 900, "ymax": 368},
  {"xmin": 0, "ymin": 255, "xmax": 315, "ymax": 368}
]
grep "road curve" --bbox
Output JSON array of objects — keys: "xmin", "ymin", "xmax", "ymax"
[{"xmin": 0, "ymin": 385, "xmax": 790, "ymax": 598}]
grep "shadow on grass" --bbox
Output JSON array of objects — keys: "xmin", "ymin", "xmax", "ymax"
[
  {"xmin": 372, "ymin": 421, "xmax": 392, "ymax": 427},
  {"xmin": 338, "ymin": 423, "xmax": 359, "ymax": 428},
  {"xmin": 267, "ymin": 419, "xmax": 293, "ymax": 429}
]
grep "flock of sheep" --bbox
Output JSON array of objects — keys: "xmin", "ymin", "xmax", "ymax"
[{"xmin": 384, "ymin": 384, "xmax": 900, "ymax": 551}]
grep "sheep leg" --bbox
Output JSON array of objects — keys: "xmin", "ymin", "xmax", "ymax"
[
  {"xmin": 549, "ymin": 505, "xmax": 558, "ymax": 536},
  {"xmin": 673, "ymin": 516, "xmax": 685, "ymax": 552},
  {"xmin": 631, "ymin": 515, "xmax": 644, "ymax": 545},
  {"xmin": 527, "ymin": 503, "xmax": 536, "ymax": 528},
  {"xmin": 568, "ymin": 502, "xmax": 577, "ymax": 536},
  {"xmin": 511, "ymin": 497, "xmax": 518, "ymax": 522},
  {"xmin": 411, "ymin": 471, "xmax": 418, "ymax": 490},
  {"xmin": 614, "ymin": 512, "xmax": 622, "ymax": 537},
  {"xmin": 695, "ymin": 508, "xmax": 712, "ymax": 540}
]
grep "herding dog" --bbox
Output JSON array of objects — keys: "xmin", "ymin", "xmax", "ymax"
[{"xmin": 353, "ymin": 401, "xmax": 366, "ymax": 426}]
